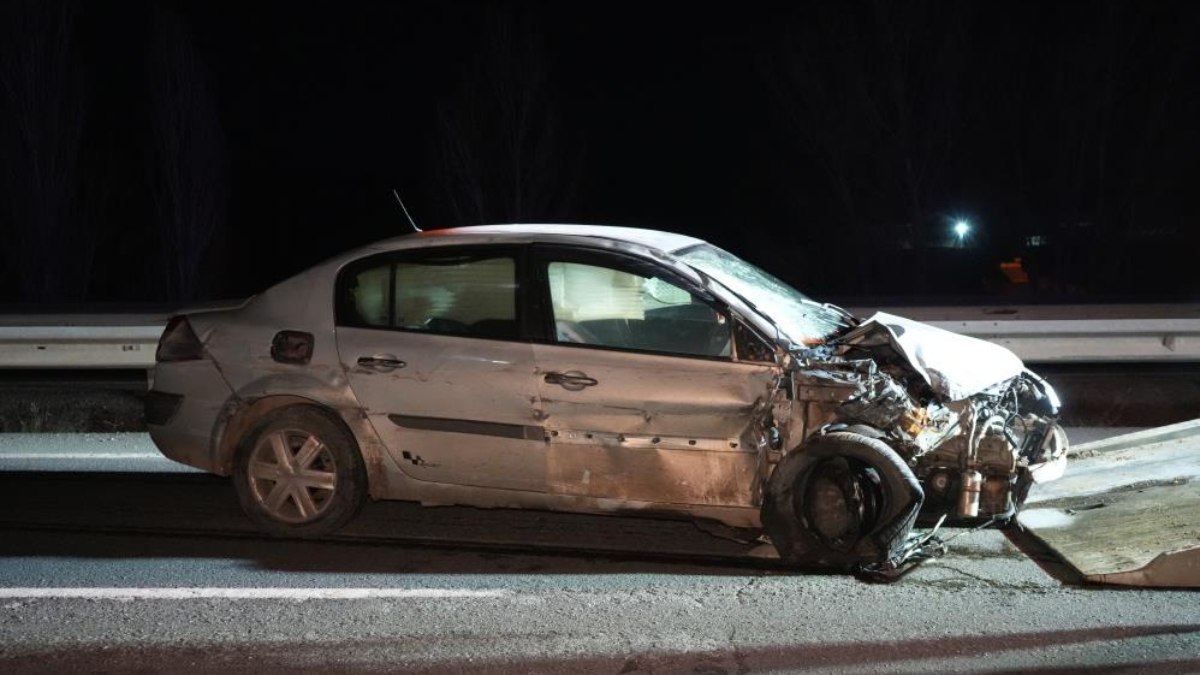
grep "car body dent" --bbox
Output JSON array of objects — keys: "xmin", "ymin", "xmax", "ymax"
[
  {"xmin": 148, "ymin": 224, "xmax": 1065, "ymax": 539},
  {"xmin": 786, "ymin": 310, "xmax": 1066, "ymax": 522},
  {"xmin": 337, "ymin": 327, "xmax": 547, "ymax": 492},
  {"xmin": 534, "ymin": 345, "xmax": 781, "ymax": 507},
  {"xmin": 839, "ymin": 312, "xmax": 1027, "ymax": 400},
  {"xmin": 167, "ymin": 294, "xmax": 371, "ymax": 479},
  {"xmin": 147, "ymin": 357, "xmax": 232, "ymax": 473}
]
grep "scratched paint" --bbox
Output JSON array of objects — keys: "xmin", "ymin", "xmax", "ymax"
[{"xmin": 147, "ymin": 225, "xmax": 1067, "ymax": 551}]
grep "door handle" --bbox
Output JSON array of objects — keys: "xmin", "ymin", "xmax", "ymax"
[
  {"xmin": 357, "ymin": 355, "xmax": 406, "ymax": 370},
  {"xmin": 544, "ymin": 370, "xmax": 598, "ymax": 390}
]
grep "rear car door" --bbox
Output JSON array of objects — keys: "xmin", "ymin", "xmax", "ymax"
[
  {"xmin": 335, "ymin": 245, "xmax": 548, "ymax": 492},
  {"xmin": 530, "ymin": 246, "xmax": 780, "ymax": 508}
]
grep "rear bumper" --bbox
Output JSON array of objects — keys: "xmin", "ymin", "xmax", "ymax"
[
  {"xmin": 146, "ymin": 360, "xmax": 234, "ymax": 474},
  {"xmin": 145, "ymin": 391, "xmax": 183, "ymax": 426}
]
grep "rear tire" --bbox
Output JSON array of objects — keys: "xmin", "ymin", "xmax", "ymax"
[
  {"xmin": 762, "ymin": 431, "xmax": 923, "ymax": 570},
  {"xmin": 232, "ymin": 405, "xmax": 368, "ymax": 537}
]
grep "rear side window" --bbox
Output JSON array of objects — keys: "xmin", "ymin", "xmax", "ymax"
[{"xmin": 338, "ymin": 252, "xmax": 519, "ymax": 340}]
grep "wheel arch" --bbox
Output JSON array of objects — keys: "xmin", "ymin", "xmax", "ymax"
[
  {"xmin": 230, "ymin": 400, "xmax": 371, "ymax": 537},
  {"xmin": 213, "ymin": 394, "xmax": 315, "ymax": 474},
  {"xmin": 210, "ymin": 394, "xmax": 388, "ymax": 499}
]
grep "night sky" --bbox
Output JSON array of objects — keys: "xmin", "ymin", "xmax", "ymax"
[{"xmin": 1, "ymin": 1, "xmax": 1198, "ymax": 306}]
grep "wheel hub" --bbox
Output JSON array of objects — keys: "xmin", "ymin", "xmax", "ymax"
[
  {"xmin": 248, "ymin": 429, "xmax": 338, "ymax": 524},
  {"xmin": 803, "ymin": 458, "xmax": 882, "ymax": 552}
]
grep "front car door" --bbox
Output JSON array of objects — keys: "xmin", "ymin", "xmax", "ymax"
[
  {"xmin": 530, "ymin": 245, "xmax": 782, "ymax": 508},
  {"xmin": 335, "ymin": 245, "xmax": 548, "ymax": 492}
]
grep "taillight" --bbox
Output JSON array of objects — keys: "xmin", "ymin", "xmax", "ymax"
[{"xmin": 156, "ymin": 316, "xmax": 205, "ymax": 362}]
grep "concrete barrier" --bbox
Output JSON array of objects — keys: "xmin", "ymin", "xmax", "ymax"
[{"xmin": 1021, "ymin": 420, "xmax": 1200, "ymax": 588}]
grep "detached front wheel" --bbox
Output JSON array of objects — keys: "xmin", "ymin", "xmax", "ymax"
[
  {"xmin": 763, "ymin": 431, "xmax": 923, "ymax": 570},
  {"xmin": 233, "ymin": 405, "xmax": 368, "ymax": 538}
]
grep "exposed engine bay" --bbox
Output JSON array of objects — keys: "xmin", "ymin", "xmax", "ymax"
[{"xmin": 790, "ymin": 312, "xmax": 1068, "ymax": 524}]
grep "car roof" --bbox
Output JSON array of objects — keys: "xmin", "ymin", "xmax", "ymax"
[
  {"xmin": 240, "ymin": 222, "xmax": 780, "ymax": 347},
  {"xmin": 370, "ymin": 224, "xmax": 707, "ymax": 254}
]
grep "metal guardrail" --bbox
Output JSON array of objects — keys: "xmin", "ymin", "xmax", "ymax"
[
  {"xmin": 1068, "ymin": 418, "xmax": 1200, "ymax": 455},
  {"xmin": 848, "ymin": 304, "xmax": 1200, "ymax": 364},
  {"xmin": 0, "ymin": 315, "xmax": 168, "ymax": 369},
  {"xmin": 0, "ymin": 305, "xmax": 1199, "ymax": 368},
  {"xmin": 920, "ymin": 318, "xmax": 1200, "ymax": 363}
]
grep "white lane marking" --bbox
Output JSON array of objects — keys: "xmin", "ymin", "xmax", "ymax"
[
  {"xmin": 0, "ymin": 587, "xmax": 512, "ymax": 600},
  {"xmin": 0, "ymin": 453, "xmax": 163, "ymax": 460}
]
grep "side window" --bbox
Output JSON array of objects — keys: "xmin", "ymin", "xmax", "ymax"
[
  {"xmin": 347, "ymin": 264, "xmax": 391, "ymax": 327},
  {"xmin": 340, "ymin": 253, "xmax": 519, "ymax": 340},
  {"xmin": 547, "ymin": 261, "xmax": 731, "ymax": 358},
  {"xmin": 734, "ymin": 321, "xmax": 776, "ymax": 363}
]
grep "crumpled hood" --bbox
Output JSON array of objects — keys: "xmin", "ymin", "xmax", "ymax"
[{"xmin": 838, "ymin": 312, "xmax": 1026, "ymax": 401}]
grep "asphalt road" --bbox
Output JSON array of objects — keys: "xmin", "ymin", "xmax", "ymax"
[{"xmin": 0, "ymin": 431, "xmax": 1197, "ymax": 674}]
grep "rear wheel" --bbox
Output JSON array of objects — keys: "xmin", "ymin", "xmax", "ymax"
[
  {"xmin": 232, "ymin": 405, "xmax": 368, "ymax": 537},
  {"xmin": 762, "ymin": 431, "xmax": 923, "ymax": 570}
]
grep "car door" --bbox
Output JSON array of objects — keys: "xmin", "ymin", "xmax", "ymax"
[
  {"xmin": 335, "ymin": 245, "xmax": 548, "ymax": 492},
  {"xmin": 530, "ymin": 246, "xmax": 780, "ymax": 508}
]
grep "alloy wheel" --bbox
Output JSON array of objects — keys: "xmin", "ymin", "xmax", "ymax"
[{"xmin": 247, "ymin": 429, "xmax": 338, "ymax": 524}]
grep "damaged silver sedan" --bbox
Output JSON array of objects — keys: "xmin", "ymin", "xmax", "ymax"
[{"xmin": 147, "ymin": 224, "xmax": 1067, "ymax": 571}]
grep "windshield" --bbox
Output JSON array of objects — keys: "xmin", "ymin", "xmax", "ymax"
[{"xmin": 674, "ymin": 244, "xmax": 850, "ymax": 345}]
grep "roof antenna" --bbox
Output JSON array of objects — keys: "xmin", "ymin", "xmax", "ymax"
[{"xmin": 392, "ymin": 189, "xmax": 422, "ymax": 232}]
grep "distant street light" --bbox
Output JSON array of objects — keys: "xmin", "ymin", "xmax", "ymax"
[{"xmin": 953, "ymin": 219, "xmax": 970, "ymax": 246}]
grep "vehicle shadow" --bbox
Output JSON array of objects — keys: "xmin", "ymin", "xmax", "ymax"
[
  {"xmin": 0, "ymin": 470, "xmax": 1079, "ymax": 583},
  {"xmin": 0, "ymin": 470, "xmax": 781, "ymax": 577},
  {"xmin": 1003, "ymin": 523, "xmax": 1087, "ymax": 585},
  {"xmin": 0, "ymin": 526, "xmax": 775, "ymax": 577}
]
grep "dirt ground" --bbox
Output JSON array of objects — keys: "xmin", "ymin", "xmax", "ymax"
[{"xmin": 0, "ymin": 388, "xmax": 145, "ymax": 433}]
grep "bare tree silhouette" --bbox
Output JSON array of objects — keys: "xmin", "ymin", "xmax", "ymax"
[
  {"xmin": 765, "ymin": 7, "xmax": 885, "ymax": 294},
  {"xmin": 990, "ymin": 1, "xmax": 1200, "ymax": 294},
  {"xmin": 149, "ymin": 6, "xmax": 228, "ymax": 302},
  {"xmin": 765, "ymin": 1, "xmax": 976, "ymax": 293},
  {"xmin": 435, "ymin": 9, "xmax": 581, "ymax": 226},
  {"xmin": 0, "ymin": 0, "xmax": 93, "ymax": 303}
]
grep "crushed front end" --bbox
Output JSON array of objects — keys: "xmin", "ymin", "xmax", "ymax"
[{"xmin": 790, "ymin": 312, "xmax": 1068, "ymax": 524}]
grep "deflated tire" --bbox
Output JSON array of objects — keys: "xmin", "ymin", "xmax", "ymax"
[{"xmin": 762, "ymin": 431, "xmax": 923, "ymax": 570}]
